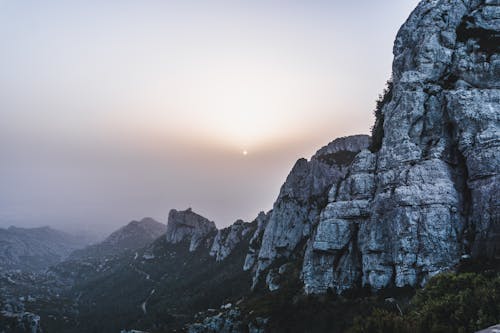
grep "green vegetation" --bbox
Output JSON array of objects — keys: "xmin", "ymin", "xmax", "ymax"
[
  {"xmin": 349, "ymin": 271, "xmax": 500, "ymax": 333},
  {"xmin": 34, "ymin": 227, "xmax": 500, "ymax": 333},
  {"xmin": 39, "ymin": 229, "xmax": 255, "ymax": 333},
  {"xmin": 242, "ymin": 266, "xmax": 499, "ymax": 333},
  {"xmin": 369, "ymin": 79, "xmax": 393, "ymax": 152}
]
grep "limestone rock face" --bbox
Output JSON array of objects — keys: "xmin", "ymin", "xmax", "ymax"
[
  {"xmin": 243, "ymin": 211, "xmax": 270, "ymax": 271},
  {"xmin": 168, "ymin": 0, "xmax": 500, "ymax": 330},
  {"xmin": 252, "ymin": 135, "xmax": 370, "ymax": 288},
  {"xmin": 210, "ymin": 220, "xmax": 254, "ymax": 262},
  {"xmin": 302, "ymin": 0, "xmax": 500, "ymax": 294},
  {"xmin": 166, "ymin": 208, "xmax": 217, "ymax": 252}
]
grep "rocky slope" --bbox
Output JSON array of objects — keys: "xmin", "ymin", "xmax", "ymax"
[
  {"xmin": 248, "ymin": 135, "xmax": 370, "ymax": 288},
  {"xmin": 210, "ymin": 219, "xmax": 255, "ymax": 262},
  {"xmin": 0, "ymin": 226, "xmax": 89, "ymax": 271},
  {"xmin": 301, "ymin": 0, "xmax": 499, "ymax": 294},
  {"xmin": 166, "ymin": 208, "xmax": 217, "ymax": 252},
  {"xmin": 47, "ymin": 208, "xmax": 257, "ymax": 333},
  {"xmin": 2, "ymin": 1, "xmax": 498, "ymax": 332},
  {"xmin": 69, "ymin": 217, "xmax": 166, "ymax": 260},
  {"xmin": 187, "ymin": 0, "xmax": 499, "ymax": 330}
]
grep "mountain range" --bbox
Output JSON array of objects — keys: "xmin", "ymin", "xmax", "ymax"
[
  {"xmin": 0, "ymin": 0, "xmax": 498, "ymax": 332},
  {"xmin": 0, "ymin": 226, "xmax": 89, "ymax": 272}
]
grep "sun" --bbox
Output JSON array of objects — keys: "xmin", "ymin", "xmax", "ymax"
[{"xmin": 242, "ymin": 150, "xmax": 248, "ymax": 156}]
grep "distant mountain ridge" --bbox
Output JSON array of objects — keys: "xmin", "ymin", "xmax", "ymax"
[
  {"xmin": 0, "ymin": 226, "xmax": 89, "ymax": 272},
  {"xmin": 1, "ymin": 1, "xmax": 498, "ymax": 332},
  {"xmin": 69, "ymin": 217, "xmax": 166, "ymax": 260},
  {"xmin": 32, "ymin": 135, "xmax": 369, "ymax": 332}
]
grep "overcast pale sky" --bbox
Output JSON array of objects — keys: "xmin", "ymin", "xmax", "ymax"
[{"xmin": 0, "ymin": 0, "xmax": 420, "ymax": 234}]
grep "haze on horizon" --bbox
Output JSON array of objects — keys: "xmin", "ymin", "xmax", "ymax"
[{"xmin": 0, "ymin": 0, "xmax": 419, "ymax": 235}]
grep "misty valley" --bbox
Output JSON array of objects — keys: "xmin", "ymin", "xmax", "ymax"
[{"xmin": 1, "ymin": 0, "xmax": 500, "ymax": 332}]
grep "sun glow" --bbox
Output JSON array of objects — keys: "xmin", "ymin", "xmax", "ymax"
[{"xmin": 136, "ymin": 52, "xmax": 334, "ymax": 152}]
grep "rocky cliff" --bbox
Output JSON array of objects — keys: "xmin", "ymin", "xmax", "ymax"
[
  {"xmin": 185, "ymin": 0, "xmax": 499, "ymax": 297},
  {"xmin": 210, "ymin": 220, "xmax": 255, "ymax": 262},
  {"xmin": 6, "ymin": 1, "xmax": 498, "ymax": 332},
  {"xmin": 165, "ymin": 208, "xmax": 217, "ymax": 252},
  {"xmin": 185, "ymin": 1, "xmax": 499, "ymax": 329},
  {"xmin": 248, "ymin": 135, "xmax": 370, "ymax": 288},
  {"xmin": 301, "ymin": 0, "xmax": 499, "ymax": 294}
]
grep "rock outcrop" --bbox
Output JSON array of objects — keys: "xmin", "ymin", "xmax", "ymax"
[
  {"xmin": 184, "ymin": 5, "xmax": 499, "ymax": 332},
  {"xmin": 187, "ymin": 304, "xmax": 267, "ymax": 333},
  {"xmin": 243, "ymin": 211, "xmax": 271, "ymax": 271},
  {"xmin": 6, "ymin": 2, "xmax": 497, "ymax": 332},
  {"xmin": 250, "ymin": 135, "xmax": 370, "ymax": 288},
  {"xmin": 166, "ymin": 208, "xmax": 217, "ymax": 252},
  {"xmin": 210, "ymin": 220, "xmax": 254, "ymax": 262},
  {"xmin": 302, "ymin": 0, "xmax": 499, "ymax": 294}
]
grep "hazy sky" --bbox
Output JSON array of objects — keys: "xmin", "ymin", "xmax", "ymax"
[{"xmin": 0, "ymin": 0, "xmax": 419, "ymax": 234}]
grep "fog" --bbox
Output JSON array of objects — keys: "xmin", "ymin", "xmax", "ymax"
[{"xmin": 0, "ymin": 0, "xmax": 419, "ymax": 235}]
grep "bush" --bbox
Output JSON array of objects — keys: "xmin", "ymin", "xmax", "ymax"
[
  {"xmin": 349, "ymin": 271, "xmax": 500, "ymax": 333},
  {"xmin": 348, "ymin": 309, "xmax": 408, "ymax": 333},
  {"xmin": 369, "ymin": 79, "xmax": 393, "ymax": 152},
  {"xmin": 408, "ymin": 272, "xmax": 500, "ymax": 333}
]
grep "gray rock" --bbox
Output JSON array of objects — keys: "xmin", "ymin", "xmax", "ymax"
[
  {"xmin": 253, "ymin": 135, "xmax": 370, "ymax": 289},
  {"xmin": 187, "ymin": 307, "xmax": 268, "ymax": 333},
  {"xmin": 187, "ymin": 307, "xmax": 246, "ymax": 333},
  {"xmin": 210, "ymin": 220, "xmax": 254, "ymax": 262},
  {"xmin": 166, "ymin": 208, "xmax": 217, "ymax": 252},
  {"xmin": 303, "ymin": 0, "xmax": 500, "ymax": 294},
  {"xmin": 243, "ymin": 211, "xmax": 270, "ymax": 272},
  {"xmin": 186, "ymin": 0, "xmax": 499, "ymax": 330},
  {"xmin": 476, "ymin": 324, "xmax": 500, "ymax": 333}
]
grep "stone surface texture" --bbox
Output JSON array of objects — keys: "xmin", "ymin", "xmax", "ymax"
[
  {"xmin": 252, "ymin": 135, "xmax": 370, "ymax": 288},
  {"xmin": 302, "ymin": 0, "xmax": 500, "ymax": 294},
  {"xmin": 179, "ymin": 1, "xmax": 500, "ymax": 331},
  {"xmin": 210, "ymin": 220, "xmax": 254, "ymax": 262},
  {"xmin": 166, "ymin": 208, "xmax": 217, "ymax": 252}
]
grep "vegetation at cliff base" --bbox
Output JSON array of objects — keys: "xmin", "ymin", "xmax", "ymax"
[
  {"xmin": 349, "ymin": 271, "xmax": 500, "ymax": 333},
  {"xmin": 369, "ymin": 79, "xmax": 393, "ymax": 152}
]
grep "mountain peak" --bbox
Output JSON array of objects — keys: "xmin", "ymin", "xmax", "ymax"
[
  {"xmin": 69, "ymin": 217, "xmax": 166, "ymax": 260},
  {"xmin": 166, "ymin": 208, "xmax": 217, "ymax": 252},
  {"xmin": 108, "ymin": 217, "xmax": 166, "ymax": 243},
  {"xmin": 312, "ymin": 134, "xmax": 370, "ymax": 163}
]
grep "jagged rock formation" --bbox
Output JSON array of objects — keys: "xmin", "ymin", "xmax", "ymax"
[
  {"xmin": 70, "ymin": 217, "xmax": 166, "ymax": 260},
  {"xmin": 166, "ymin": 208, "xmax": 217, "ymax": 252},
  {"xmin": 184, "ymin": 1, "xmax": 499, "ymax": 330},
  {"xmin": 302, "ymin": 0, "xmax": 499, "ymax": 294},
  {"xmin": 54, "ymin": 208, "xmax": 255, "ymax": 333},
  {"xmin": 210, "ymin": 220, "xmax": 254, "ymax": 262},
  {"xmin": 188, "ymin": 305, "xmax": 267, "ymax": 333},
  {"xmin": 249, "ymin": 135, "xmax": 370, "ymax": 287},
  {"xmin": 3, "ymin": 2, "xmax": 498, "ymax": 332},
  {"xmin": 243, "ymin": 211, "xmax": 271, "ymax": 271},
  {"xmin": 0, "ymin": 226, "xmax": 89, "ymax": 271}
]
